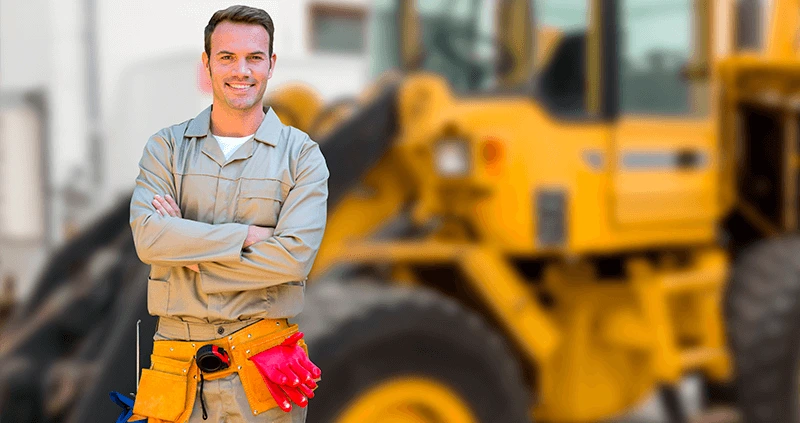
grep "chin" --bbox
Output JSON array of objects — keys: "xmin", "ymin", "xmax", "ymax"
[{"xmin": 226, "ymin": 99, "xmax": 259, "ymax": 110}]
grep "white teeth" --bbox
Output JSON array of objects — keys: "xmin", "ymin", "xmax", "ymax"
[{"xmin": 228, "ymin": 84, "xmax": 251, "ymax": 89}]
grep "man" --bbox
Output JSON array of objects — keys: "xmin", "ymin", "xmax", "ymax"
[{"xmin": 129, "ymin": 5, "xmax": 327, "ymax": 423}]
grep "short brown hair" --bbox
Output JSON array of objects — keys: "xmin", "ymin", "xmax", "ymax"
[{"xmin": 205, "ymin": 5, "xmax": 275, "ymax": 56}]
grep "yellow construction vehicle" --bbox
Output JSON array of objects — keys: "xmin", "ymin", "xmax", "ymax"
[{"xmin": 276, "ymin": 1, "xmax": 800, "ymax": 422}]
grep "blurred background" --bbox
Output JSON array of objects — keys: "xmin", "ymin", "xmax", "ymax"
[
  {"xmin": 0, "ymin": 0, "xmax": 790, "ymax": 422},
  {"xmin": 0, "ymin": 0, "xmax": 375, "ymax": 301}
]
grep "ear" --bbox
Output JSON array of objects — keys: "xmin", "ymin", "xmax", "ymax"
[
  {"xmin": 268, "ymin": 53, "xmax": 277, "ymax": 80},
  {"xmin": 202, "ymin": 51, "xmax": 210, "ymax": 73}
]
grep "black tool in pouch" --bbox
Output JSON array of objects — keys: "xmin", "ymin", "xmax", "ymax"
[{"xmin": 195, "ymin": 344, "xmax": 231, "ymax": 420}]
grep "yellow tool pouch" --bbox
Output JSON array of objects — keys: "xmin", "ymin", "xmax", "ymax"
[
  {"xmin": 130, "ymin": 319, "xmax": 310, "ymax": 422},
  {"xmin": 131, "ymin": 355, "xmax": 197, "ymax": 423}
]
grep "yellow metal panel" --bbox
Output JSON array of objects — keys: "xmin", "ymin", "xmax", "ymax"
[
  {"xmin": 767, "ymin": 0, "xmax": 800, "ymax": 59},
  {"xmin": 700, "ymin": 289, "xmax": 733, "ymax": 381},
  {"xmin": 263, "ymin": 84, "xmax": 324, "ymax": 133},
  {"xmin": 310, "ymin": 153, "xmax": 411, "ymax": 279},
  {"xmin": 458, "ymin": 248, "xmax": 560, "ymax": 362},
  {"xmin": 331, "ymin": 241, "xmax": 468, "ymax": 264},
  {"xmin": 535, "ymin": 269, "xmax": 655, "ymax": 422},
  {"xmin": 612, "ymin": 119, "xmax": 719, "ymax": 226},
  {"xmin": 533, "ymin": 249, "xmax": 729, "ymax": 422},
  {"xmin": 629, "ymin": 259, "xmax": 683, "ymax": 383},
  {"xmin": 600, "ymin": 307, "xmax": 653, "ymax": 351}
]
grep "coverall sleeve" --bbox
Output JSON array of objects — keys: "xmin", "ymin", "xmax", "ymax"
[
  {"xmin": 130, "ymin": 133, "xmax": 249, "ymax": 267},
  {"xmin": 197, "ymin": 141, "xmax": 329, "ymax": 294}
]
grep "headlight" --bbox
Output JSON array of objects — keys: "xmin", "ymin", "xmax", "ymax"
[{"xmin": 434, "ymin": 139, "xmax": 470, "ymax": 177}]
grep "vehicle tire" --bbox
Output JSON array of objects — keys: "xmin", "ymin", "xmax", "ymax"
[
  {"xmin": 294, "ymin": 280, "xmax": 532, "ymax": 423},
  {"xmin": 725, "ymin": 235, "xmax": 800, "ymax": 423}
]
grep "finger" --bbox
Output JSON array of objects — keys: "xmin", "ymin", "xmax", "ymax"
[
  {"xmin": 281, "ymin": 332, "xmax": 304, "ymax": 347},
  {"xmin": 298, "ymin": 381, "xmax": 315, "ymax": 399},
  {"xmin": 164, "ymin": 195, "xmax": 181, "ymax": 217},
  {"xmin": 304, "ymin": 377, "xmax": 317, "ymax": 390},
  {"xmin": 153, "ymin": 196, "xmax": 172, "ymax": 215},
  {"xmin": 157, "ymin": 196, "xmax": 178, "ymax": 217},
  {"xmin": 289, "ymin": 359, "xmax": 313, "ymax": 385},
  {"xmin": 278, "ymin": 363, "xmax": 301, "ymax": 387},
  {"xmin": 256, "ymin": 365, "xmax": 292, "ymax": 410},
  {"xmin": 265, "ymin": 379, "xmax": 292, "ymax": 412},
  {"xmin": 279, "ymin": 385, "xmax": 308, "ymax": 408},
  {"xmin": 152, "ymin": 200, "xmax": 166, "ymax": 216},
  {"xmin": 298, "ymin": 354, "xmax": 322, "ymax": 379},
  {"xmin": 262, "ymin": 365, "xmax": 290, "ymax": 385}
]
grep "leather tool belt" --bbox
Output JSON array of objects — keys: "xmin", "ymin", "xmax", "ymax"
[{"xmin": 129, "ymin": 318, "xmax": 308, "ymax": 423}]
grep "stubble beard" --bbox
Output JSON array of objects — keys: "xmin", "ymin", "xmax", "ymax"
[
  {"xmin": 209, "ymin": 67, "xmax": 268, "ymax": 113},
  {"xmin": 225, "ymin": 91, "xmax": 259, "ymax": 111}
]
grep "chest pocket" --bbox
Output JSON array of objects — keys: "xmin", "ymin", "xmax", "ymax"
[{"xmin": 235, "ymin": 179, "xmax": 288, "ymax": 227}]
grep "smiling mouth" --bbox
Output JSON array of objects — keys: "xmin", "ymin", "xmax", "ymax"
[{"xmin": 226, "ymin": 83, "xmax": 254, "ymax": 90}]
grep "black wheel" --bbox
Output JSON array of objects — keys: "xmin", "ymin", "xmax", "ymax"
[
  {"xmin": 725, "ymin": 235, "xmax": 800, "ymax": 423},
  {"xmin": 294, "ymin": 280, "xmax": 532, "ymax": 423}
]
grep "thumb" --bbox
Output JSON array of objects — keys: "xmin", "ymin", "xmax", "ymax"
[{"xmin": 281, "ymin": 332, "xmax": 304, "ymax": 347}]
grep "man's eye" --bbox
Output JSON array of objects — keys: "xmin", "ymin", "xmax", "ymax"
[
  {"xmin": 221, "ymin": 55, "xmax": 232, "ymax": 60},
  {"xmin": 249, "ymin": 56, "xmax": 263, "ymax": 61}
]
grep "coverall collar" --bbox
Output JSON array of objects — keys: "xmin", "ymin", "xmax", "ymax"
[{"xmin": 185, "ymin": 105, "xmax": 283, "ymax": 147}]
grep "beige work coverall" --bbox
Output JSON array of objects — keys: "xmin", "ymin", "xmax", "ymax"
[{"xmin": 130, "ymin": 105, "xmax": 329, "ymax": 422}]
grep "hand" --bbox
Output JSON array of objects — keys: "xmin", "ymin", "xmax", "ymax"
[
  {"xmin": 152, "ymin": 194, "xmax": 181, "ymax": 218},
  {"xmin": 249, "ymin": 332, "xmax": 322, "ymax": 412},
  {"xmin": 243, "ymin": 225, "xmax": 275, "ymax": 249}
]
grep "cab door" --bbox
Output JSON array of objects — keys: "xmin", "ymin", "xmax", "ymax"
[{"xmin": 610, "ymin": 0, "xmax": 720, "ymax": 227}]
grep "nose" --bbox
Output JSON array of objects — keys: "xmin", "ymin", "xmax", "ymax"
[{"xmin": 232, "ymin": 58, "xmax": 251, "ymax": 77}]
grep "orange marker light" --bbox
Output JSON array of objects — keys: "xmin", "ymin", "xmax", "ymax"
[{"xmin": 482, "ymin": 137, "xmax": 504, "ymax": 174}]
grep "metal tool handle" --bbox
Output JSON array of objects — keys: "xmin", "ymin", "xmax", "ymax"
[{"xmin": 136, "ymin": 319, "xmax": 141, "ymax": 393}]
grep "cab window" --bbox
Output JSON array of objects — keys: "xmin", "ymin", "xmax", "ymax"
[{"xmin": 617, "ymin": 0, "xmax": 709, "ymax": 116}]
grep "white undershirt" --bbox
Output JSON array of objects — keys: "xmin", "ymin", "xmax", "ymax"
[{"xmin": 213, "ymin": 133, "xmax": 254, "ymax": 160}]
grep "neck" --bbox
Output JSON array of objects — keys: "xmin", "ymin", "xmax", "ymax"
[{"xmin": 210, "ymin": 103, "xmax": 265, "ymax": 137}]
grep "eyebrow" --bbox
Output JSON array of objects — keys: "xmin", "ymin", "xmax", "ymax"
[{"xmin": 216, "ymin": 51, "xmax": 267, "ymax": 56}]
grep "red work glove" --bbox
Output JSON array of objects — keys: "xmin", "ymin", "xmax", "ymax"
[{"xmin": 248, "ymin": 332, "xmax": 322, "ymax": 412}]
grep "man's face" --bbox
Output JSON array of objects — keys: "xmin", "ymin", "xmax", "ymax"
[{"xmin": 202, "ymin": 21, "xmax": 276, "ymax": 113}]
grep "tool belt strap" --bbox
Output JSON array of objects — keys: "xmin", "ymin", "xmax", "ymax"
[{"xmin": 155, "ymin": 317, "xmax": 270, "ymax": 341}]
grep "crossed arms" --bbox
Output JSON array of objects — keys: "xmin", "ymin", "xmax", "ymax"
[
  {"xmin": 150, "ymin": 193, "xmax": 273, "ymax": 273},
  {"xmin": 129, "ymin": 133, "xmax": 329, "ymax": 294}
]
